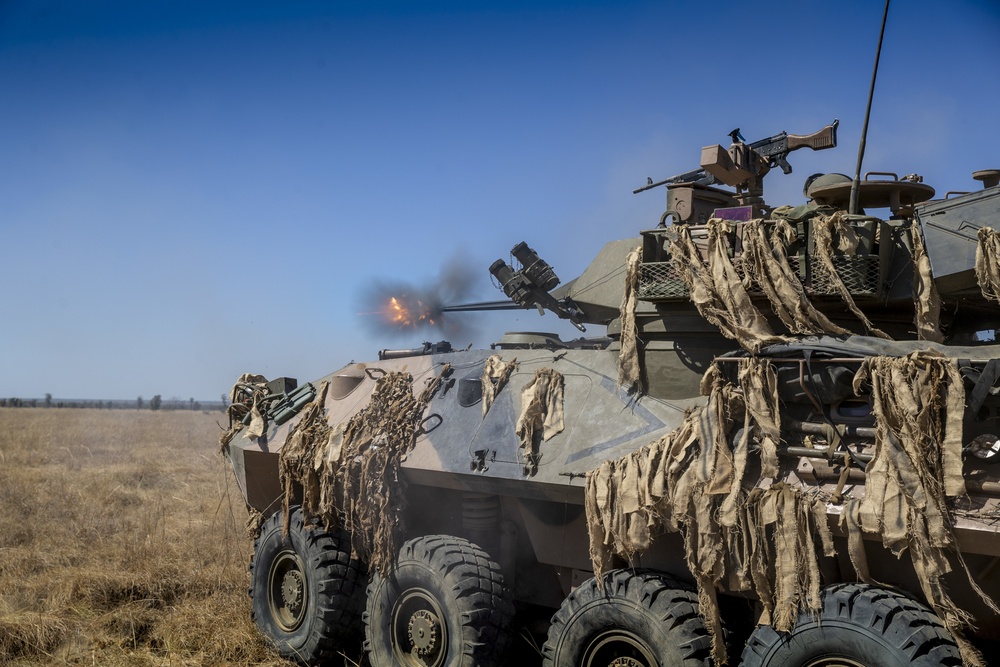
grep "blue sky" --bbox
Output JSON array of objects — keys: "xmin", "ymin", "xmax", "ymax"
[{"xmin": 1, "ymin": 0, "xmax": 998, "ymax": 401}]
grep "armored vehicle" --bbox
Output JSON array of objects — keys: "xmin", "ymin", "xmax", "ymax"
[{"xmin": 221, "ymin": 123, "xmax": 1000, "ymax": 667}]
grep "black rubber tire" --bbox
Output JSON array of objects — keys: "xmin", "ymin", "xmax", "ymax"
[
  {"xmin": 541, "ymin": 569, "xmax": 713, "ymax": 667},
  {"xmin": 249, "ymin": 507, "xmax": 366, "ymax": 664},
  {"xmin": 364, "ymin": 534, "xmax": 514, "ymax": 667},
  {"xmin": 740, "ymin": 583, "xmax": 964, "ymax": 667}
]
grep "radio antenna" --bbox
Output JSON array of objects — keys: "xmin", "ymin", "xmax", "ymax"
[{"xmin": 849, "ymin": 0, "xmax": 891, "ymax": 215}]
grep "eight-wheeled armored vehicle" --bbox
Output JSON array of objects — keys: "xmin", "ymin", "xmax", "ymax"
[{"xmin": 221, "ymin": 122, "xmax": 1000, "ymax": 667}]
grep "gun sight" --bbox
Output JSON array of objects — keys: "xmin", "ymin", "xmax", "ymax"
[{"xmin": 489, "ymin": 243, "xmax": 586, "ymax": 331}]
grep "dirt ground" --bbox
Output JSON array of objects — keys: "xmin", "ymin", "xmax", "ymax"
[
  {"xmin": 0, "ymin": 407, "xmax": 300, "ymax": 666},
  {"xmin": 0, "ymin": 407, "xmax": 548, "ymax": 667}
]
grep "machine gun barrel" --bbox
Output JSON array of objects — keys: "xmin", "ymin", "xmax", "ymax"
[
  {"xmin": 379, "ymin": 341, "xmax": 453, "ymax": 360},
  {"xmin": 633, "ymin": 168, "xmax": 717, "ymax": 194},
  {"xmin": 439, "ymin": 300, "xmax": 523, "ymax": 312}
]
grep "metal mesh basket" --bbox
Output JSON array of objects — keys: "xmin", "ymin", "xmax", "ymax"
[
  {"xmin": 637, "ymin": 253, "xmax": 880, "ymax": 301},
  {"xmin": 637, "ymin": 262, "xmax": 689, "ymax": 299},
  {"xmin": 810, "ymin": 255, "xmax": 880, "ymax": 296}
]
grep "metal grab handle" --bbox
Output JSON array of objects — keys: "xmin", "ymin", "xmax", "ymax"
[
  {"xmin": 863, "ymin": 171, "xmax": 898, "ymax": 181},
  {"xmin": 658, "ymin": 209, "xmax": 682, "ymax": 227},
  {"xmin": 417, "ymin": 413, "xmax": 443, "ymax": 436}
]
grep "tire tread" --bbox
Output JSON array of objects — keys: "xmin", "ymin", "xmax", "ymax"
[
  {"xmin": 249, "ymin": 507, "xmax": 365, "ymax": 664},
  {"xmin": 364, "ymin": 534, "xmax": 513, "ymax": 667},
  {"xmin": 541, "ymin": 569, "xmax": 712, "ymax": 667},
  {"xmin": 740, "ymin": 583, "xmax": 964, "ymax": 667}
]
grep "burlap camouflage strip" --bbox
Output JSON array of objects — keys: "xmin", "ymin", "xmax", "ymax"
[
  {"xmin": 850, "ymin": 351, "xmax": 997, "ymax": 667},
  {"xmin": 482, "ymin": 354, "xmax": 518, "ymax": 416},
  {"xmin": 659, "ymin": 214, "xmax": 897, "ymax": 355},
  {"xmin": 278, "ymin": 380, "xmax": 332, "ymax": 538},
  {"xmin": 667, "ymin": 220, "xmax": 785, "ymax": 353},
  {"xmin": 741, "ymin": 219, "xmax": 850, "ymax": 336},
  {"xmin": 911, "ymin": 219, "xmax": 944, "ymax": 342},
  {"xmin": 617, "ymin": 246, "xmax": 643, "ymax": 394},
  {"xmin": 631, "ymin": 211, "xmax": 970, "ymax": 386},
  {"xmin": 809, "ymin": 212, "xmax": 891, "ymax": 340},
  {"xmin": 619, "ymin": 212, "xmax": 910, "ymax": 389},
  {"xmin": 587, "ymin": 353, "xmax": 995, "ymax": 667},
  {"xmin": 278, "ymin": 365, "xmax": 450, "ymax": 576},
  {"xmin": 975, "ymin": 226, "xmax": 1000, "ymax": 304},
  {"xmin": 515, "ymin": 367, "xmax": 565, "ymax": 476},
  {"xmin": 586, "ymin": 358, "xmax": 831, "ymax": 665}
]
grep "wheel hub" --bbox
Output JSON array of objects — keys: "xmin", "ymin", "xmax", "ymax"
[
  {"xmin": 391, "ymin": 588, "xmax": 449, "ymax": 667},
  {"xmin": 610, "ymin": 658, "xmax": 644, "ymax": 667},
  {"xmin": 583, "ymin": 628, "xmax": 658, "ymax": 667},
  {"xmin": 268, "ymin": 550, "xmax": 308, "ymax": 632},
  {"xmin": 407, "ymin": 609, "xmax": 441, "ymax": 655},
  {"xmin": 281, "ymin": 569, "xmax": 304, "ymax": 616}
]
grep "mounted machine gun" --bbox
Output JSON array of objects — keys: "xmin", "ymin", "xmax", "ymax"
[{"xmin": 635, "ymin": 119, "xmax": 839, "ymax": 223}]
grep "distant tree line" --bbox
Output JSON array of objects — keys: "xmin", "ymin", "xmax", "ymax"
[{"xmin": 0, "ymin": 393, "xmax": 226, "ymax": 411}]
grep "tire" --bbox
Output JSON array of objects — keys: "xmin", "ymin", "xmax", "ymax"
[
  {"xmin": 249, "ymin": 507, "xmax": 366, "ymax": 664},
  {"xmin": 364, "ymin": 534, "xmax": 514, "ymax": 667},
  {"xmin": 740, "ymin": 583, "xmax": 964, "ymax": 667},
  {"xmin": 541, "ymin": 569, "xmax": 713, "ymax": 667}
]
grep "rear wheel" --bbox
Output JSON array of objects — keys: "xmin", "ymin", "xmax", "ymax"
[
  {"xmin": 364, "ymin": 534, "xmax": 513, "ymax": 667},
  {"xmin": 541, "ymin": 569, "xmax": 713, "ymax": 667},
  {"xmin": 250, "ymin": 507, "xmax": 365, "ymax": 664},
  {"xmin": 740, "ymin": 583, "xmax": 964, "ymax": 667}
]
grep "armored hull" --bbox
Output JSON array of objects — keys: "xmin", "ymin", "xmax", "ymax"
[{"xmin": 223, "ymin": 150, "xmax": 1000, "ymax": 666}]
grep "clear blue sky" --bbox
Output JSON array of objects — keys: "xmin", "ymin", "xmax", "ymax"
[{"xmin": 1, "ymin": 0, "xmax": 998, "ymax": 401}]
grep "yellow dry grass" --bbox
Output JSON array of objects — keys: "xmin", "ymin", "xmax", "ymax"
[{"xmin": 0, "ymin": 407, "xmax": 295, "ymax": 666}]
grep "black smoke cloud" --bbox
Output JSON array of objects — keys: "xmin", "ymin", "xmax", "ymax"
[{"xmin": 357, "ymin": 255, "xmax": 486, "ymax": 342}]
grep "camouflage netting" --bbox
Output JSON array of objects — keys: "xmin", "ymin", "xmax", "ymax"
[
  {"xmin": 741, "ymin": 218, "xmax": 850, "ymax": 337},
  {"xmin": 515, "ymin": 368, "xmax": 565, "ymax": 476},
  {"xmin": 244, "ymin": 507, "xmax": 266, "ymax": 538},
  {"xmin": 278, "ymin": 381, "xmax": 333, "ymax": 538},
  {"xmin": 615, "ymin": 210, "xmax": 945, "ymax": 392},
  {"xmin": 587, "ymin": 359, "xmax": 828, "ymax": 665},
  {"xmin": 219, "ymin": 373, "xmax": 270, "ymax": 453},
  {"xmin": 587, "ymin": 351, "xmax": 995, "ymax": 667},
  {"xmin": 667, "ymin": 220, "xmax": 784, "ymax": 353},
  {"xmin": 654, "ymin": 212, "xmax": 901, "ymax": 356},
  {"xmin": 482, "ymin": 354, "xmax": 518, "ymax": 416},
  {"xmin": 975, "ymin": 226, "xmax": 1000, "ymax": 304},
  {"xmin": 849, "ymin": 351, "xmax": 998, "ymax": 666},
  {"xmin": 808, "ymin": 211, "xmax": 891, "ymax": 340},
  {"xmin": 278, "ymin": 366, "xmax": 449, "ymax": 576}
]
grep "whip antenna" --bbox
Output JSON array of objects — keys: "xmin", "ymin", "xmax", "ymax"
[{"xmin": 849, "ymin": 0, "xmax": 891, "ymax": 215}]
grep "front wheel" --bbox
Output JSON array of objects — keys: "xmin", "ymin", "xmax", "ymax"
[
  {"xmin": 740, "ymin": 583, "xmax": 964, "ymax": 667},
  {"xmin": 364, "ymin": 534, "xmax": 513, "ymax": 667},
  {"xmin": 249, "ymin": 507, "xmax": 365, "ymax": 664},
  {"xmin": 541, "ymin": 569, "xmax": 713, "ymax": 667}
]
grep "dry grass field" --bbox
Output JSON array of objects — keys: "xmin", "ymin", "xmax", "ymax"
[{"xmin": 0, "ymin": 407, "xmax": 303, "ymax": 666}]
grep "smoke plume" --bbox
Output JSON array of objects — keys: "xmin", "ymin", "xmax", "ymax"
[{"xmin": 357, "ymin": 255, "xmax": 485, "ymax": 342}]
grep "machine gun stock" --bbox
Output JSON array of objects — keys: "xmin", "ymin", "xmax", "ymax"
[
  {"xmin": 632, "ymin": 168, "xmax": 718, "ymax": 194},
  {"xmin": 749, "ymin": 119, "xmax": 839, "ymax": 174}
]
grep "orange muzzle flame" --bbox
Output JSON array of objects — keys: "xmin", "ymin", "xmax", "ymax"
[{"xmin": 383, "ymin": 295, "xmax": 437, "ymax": 328}]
